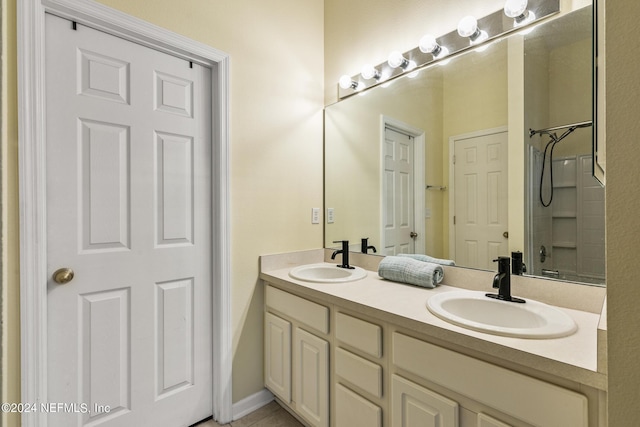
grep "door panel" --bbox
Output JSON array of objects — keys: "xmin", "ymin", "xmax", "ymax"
[
  {"xmin": 79, "ymin": 119, "xmax": 131, "ymax": 251},
  {"xmin": 79, "ymin": 288, "xmax": 131, "ymax": 417},
  {"xmin": 45, "ymin": 14, "xmax": 212, "ymax": 427},
  {"xmin": 155, "ymin": 132, "xmax": 194, "ymax": 245}
]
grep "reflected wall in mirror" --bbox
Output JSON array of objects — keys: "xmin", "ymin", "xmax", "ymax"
[{"xmin": 324, "ymin": 4, "xmax": 604, "ymax": 286}]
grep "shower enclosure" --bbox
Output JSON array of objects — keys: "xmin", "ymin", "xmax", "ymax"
[
  {"xmin": 528, "ymin": 149, "xmax": 604, "ymax": 284},
  {"xmin": 524, "ymin": 6, "xmax": 605, "ymax": 285}
]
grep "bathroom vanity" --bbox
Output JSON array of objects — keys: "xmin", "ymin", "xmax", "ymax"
[{"xmin": 260, "ymin": 250, "xmax": 607, "ymax": 427}]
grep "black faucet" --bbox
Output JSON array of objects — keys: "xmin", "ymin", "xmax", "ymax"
[
  {"xmin": 331, "ymin": 240, "xmax": 354, "ymax": 269},
  {"xmin": 486, "ymin": 256, "xmax": 525, "ymax": 303},
  {"xmin": 361, "ymin": 238, "xmax": 377, "ymax": 254}
]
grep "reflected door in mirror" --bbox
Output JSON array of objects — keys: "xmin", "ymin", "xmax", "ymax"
[
  {"xmin": 452, "ymin": 129, "xmax": 508, "ymax": 270},
  {"xmin": 383, "ymin": 128, "xmax": 415, "ymax": 255}
]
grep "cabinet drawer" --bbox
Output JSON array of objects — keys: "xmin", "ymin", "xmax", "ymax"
[
  {"xmin": 336, "ymin": 383, "xmax": 382, "ymax": 427},
  {"xmin": 335, "ymin": 347, "xmax": 383, "ymax": 398},
  {"xmin": 266, "ymin": 285, "xmax": 329, "ymax": 334},
  {"xmin": 335, "ymin": 312, "xmax": 382, "ymax": 358},
  {"xmin": 392, "ymin": 333, "xmax": 588, "ymax": 427}
]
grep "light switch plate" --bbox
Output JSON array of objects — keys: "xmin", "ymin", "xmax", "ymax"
[
  {"xmin": 327, "ymin": 208, "xmax": 335, "ymax": 224},
  {"xmin": 312, "ymin": 207, "xmax": 320, "ymax": 224}
]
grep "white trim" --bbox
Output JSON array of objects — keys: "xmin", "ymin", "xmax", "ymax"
[
  {"xmin": 448, "ymin": 126, "xmax": 508, "ymax": 260},
  {"xmin": 17, "ymin": 1, "xmax": 232, "ymax": 425},
  {"xmin": 232, "ymin": 389, "xmax": 275, "ymax": 421},
  {"xmin": 380, "ymin": 116, "xmax": 426, "ymax": 254}
]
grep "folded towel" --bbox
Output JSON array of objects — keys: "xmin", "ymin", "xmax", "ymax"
[
  {"xmin": 378, "ymin": 256, "xmax": 444, "ymax": 288},
  {"xmin": 398, "ymin": 253, "xmax": 456, "ymax": 266}
]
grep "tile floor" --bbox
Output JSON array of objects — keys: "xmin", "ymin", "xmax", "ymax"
[{"xmin": 194, "ymin": 401, "xmax": 304, "ymax": 427}]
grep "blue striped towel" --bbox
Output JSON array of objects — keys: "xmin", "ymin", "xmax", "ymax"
[
  {"xmin": 378, "ymin": 256, "xmax": 444, "ymax": 288},
  {"xmin": 398, "ymin": 253, "xmax": 456, "ymax": 266}
]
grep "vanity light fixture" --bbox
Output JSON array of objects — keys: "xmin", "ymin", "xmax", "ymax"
[
  {"xmin": 361, "ymin": 64, "xmax": 381, "ymax": 81},
  {"xmin": 387, "ymin": 51, "xmax": 416, "ymax": 71},
  {"xmin": 457, "ymin": 16, "xmax": 488, "ymax": 45},
  {"xmin": 504, "ymin": 0, "xmax": 536, "ymax": 26},
  {"xmin": 339, "ymin": 74, "xmax": 364, "ymax": 91},
  {"xmin": 336, "ymin": 0, "xmax": 559, "ymax": 100}
]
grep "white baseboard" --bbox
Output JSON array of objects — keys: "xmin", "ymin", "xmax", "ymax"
[{"xmin": 232, "ymin": 388, "xmax": 275, "ymax": 421}]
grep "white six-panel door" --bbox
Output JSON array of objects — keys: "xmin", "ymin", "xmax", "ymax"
[
  {"xmin": 45, "ymin": 13, "xmax": 212, "ymax": 426},
  {"xmin": 452, "ymin": 130, "xmax": 508, "ymax": 270},
  {"xmin": 383, "ymin": 128, "xmax": 416, "ymax": 255}
]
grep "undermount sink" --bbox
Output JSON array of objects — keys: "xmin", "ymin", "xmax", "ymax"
[
  {"xmin": 289, "ymin": 263, "xmax": 367, "ymax": 283},
  {"xmin": 426, "ymin": 290, "xmax": 577, "ymax": 339}
]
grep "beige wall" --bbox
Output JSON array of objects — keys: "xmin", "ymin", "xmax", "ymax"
[
  {"xmin": 2, "ymin": 0, "xmax": 324, "ymax": 420},
  {"xmin": 605, "ymin": 0, "xmax": 640, "ymax": 424},
  {"xmin": 549, "ymin": 37, "xmax": 593, "ymax": 158}
]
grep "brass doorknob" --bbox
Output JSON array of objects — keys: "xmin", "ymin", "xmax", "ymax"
[
  {"xmin": 503, "ymin": 231, "xmax": 509, "ymax": 238},
  {"xmin": 52, "ymin": 268, "xmax": 74, "ymax": 284},
  {"xmin": 410, "ymin": 232, "xmax": 418, "ymax": 238}
]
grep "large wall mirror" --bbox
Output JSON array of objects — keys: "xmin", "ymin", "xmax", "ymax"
[{"xmin": 324, "ymin": 4, "xmax": 604, "ymax": 286}]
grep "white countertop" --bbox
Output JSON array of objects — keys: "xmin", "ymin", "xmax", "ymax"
[{"xmin": 260, "ymin": 259, "xmax": 606, "ymax": 390}]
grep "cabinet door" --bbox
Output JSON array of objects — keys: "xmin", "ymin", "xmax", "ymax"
[
  {"xmin": 265, "ymin": 312, "xmax": 291, "ymax": 403},
  {"xmin": 294, "ymin": 327, "xmax": 329, "ymax": 427},
  {"xmin": 391, "ymin": 374, "xmax": 459, "ymax": 427}
]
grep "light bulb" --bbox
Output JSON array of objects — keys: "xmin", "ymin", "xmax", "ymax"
[
  {"xmin": 339, "ymin": 75, "xmax": 365, "ymax": 91},
  {"xmin": 458, "ymin": 15, "xmax": 487, "ymax": 45},
  {"xmin": 387, "ymin": 51, "xmax": 408, "ymax": 69},
  {"xmin": 504, "ymin": 0, "xmax": 535, "ymax": 26},
  {"xmin": 419, "ymin": 34, "xmax": 438, "ymax": 53},
  {"xmin": 339, "ymin": 75, "xmax": 354, "ymax": 89},
  {"xmin": 419, "ymin": 34, "xmax": 449, "ymax": 59},
  {"xmin": 361, "ymin": 64, "xmax": 380, "ymax": 80},
  {"xmin": 457, "ymin": 16, "xmax": 479, "ymax": 38},
  {"xmin": 504, "ymin": 0, "xmax": 528, "ymax": 18}
]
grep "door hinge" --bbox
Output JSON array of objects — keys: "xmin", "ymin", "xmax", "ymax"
[
  {"xmin": 189, "ymin": 61, "xmax": 193, "ymax": 69},
  {"xmin": 453, "ymin": 216, "xmax": 456, "ymax": 225},
  {"xmin": 452, "ymin": 155, "xmax": 456, "ymax": 164},
  {"xmin": 71, "ymin": 21, "xmax": 77, "ymax": 31}
]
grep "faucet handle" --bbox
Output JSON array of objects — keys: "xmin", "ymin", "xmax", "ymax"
[{"xmin": 332, "ymin": 240, "xmax": 350, "ymax": 252}]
